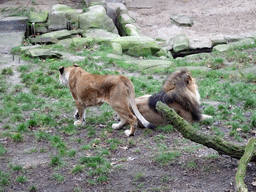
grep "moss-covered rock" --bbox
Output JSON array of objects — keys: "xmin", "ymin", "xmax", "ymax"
[
  {"xmin": 29, "ymin": 11, "xmax": 48, "ymax": 23},
  {"xmin": 82, "ymin": 29, "xmax": 120, "ymax": 43},
  {"xmin": 112, "ymin": 36, "xmax": 160, "ymax": 53},
  {"xmin": 79, "ymin": 5, "xmax": 118, "ymax": 34},
  {"xmin": 111, "ymin": 43, "xmax": 122, "ymax": 55},
  {"xmin": 47, "ymin": 4, "xmax": 80, "ymax": 31},
  {"xmin": 172, "ymin": 34, "xmax": 189, "ymax": 52}
]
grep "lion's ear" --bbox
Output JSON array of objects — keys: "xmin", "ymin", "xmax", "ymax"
[
  {"xmin": 59, "ymin": 66, "xmax": 65, "ymax": 74},
  {"xmin": 73, "ymin": 64, "xmax": 79, "ymax": 67},
  {"xmin": 186, "ymin": 75, "xmax": 192, "ymax": 84}
]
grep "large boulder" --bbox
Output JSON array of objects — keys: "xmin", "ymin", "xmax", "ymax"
[
  {"xmin": 79, "ymin": 5, "xmax": 118, "ymax": 34},
  {"xmin": 172, "ymin": 34, "xmax": 189, "ymax": 52},
  {"xmin": 47, "ymin": 4, "xmax": 80, "ymax": 31}
]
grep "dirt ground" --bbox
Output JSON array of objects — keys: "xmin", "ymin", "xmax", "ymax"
[
  {"xmin": 0, "ymin": 0, "xmax": 256, "ymax": 192},
  {"xmin": 126, "ymin": 0, "xmax": 256, "ymax": 40}
]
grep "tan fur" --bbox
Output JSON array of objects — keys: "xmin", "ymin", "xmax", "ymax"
[
  {"xmin": 135, "ymin": 70, "xmax": 212, "ymax": 126},
  {"xmin": 59, "ymin": 64, "xmax": 155, "ymax": 136}
]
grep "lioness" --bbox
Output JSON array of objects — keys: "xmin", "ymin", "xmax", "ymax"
[
  {"xmin": 135, "ymin": 69, "xmax": 212, "ymax": 126},
  {"xmin": 59, "ymin": 64, "xmax": 155, "ymax": 136}
]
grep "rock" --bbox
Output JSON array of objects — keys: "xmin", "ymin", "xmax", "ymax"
[
  {"xmin": 127, "ymin": 45, "xmax": 152, "ymax": 57},
  {"xmin": 82, "ymin": 29, "xmax": 120, "ymax": 43},
  {"xmin": 57, "ymin": 37, "xmax": 94, "ymax": 47},
  {"xmin": 210, "ymin": 34, "xmax": 227, "ymax": 46},
  {"xmin": 20, "ymin": 45, "xmax": 42, "ymax": 51},
  {"xmin": 189, "ymin": 37, "xmax": 212, "ymax": 49},
  {"xmin": 155, "ymin": 48, "xmax": 171, "ymax": 58},
  {"xmin": 30, "ymin": 36, "xmax": 58, "ymax": 44},
  {"xmin": 176, "ymin": 66, "xmax": 211, "ymax": 72},
  {"xmin": 112, "ymin": 36, "xmax": 160, "ymax": 53},
  {"xmin": 25, "ymin": 48, "xmax": 62, "ymax": 59},
  {"xmin": 230, "ymin": 38, "xmax": 255, "ymax": 48},
  {"xmin": 106, "ymin": 3, "xmax": 127, "ymax": 26},
  {"xmin": 0, "ymin": 32, "xmax": 25, "ymax": 54},
  {"xmin": 213, "ymin": 38, "xmax": 255, "ymax": 52},
  {"xmin": 0, "ymin": 16, "xmax": 28, "ymax": 32},
  {"xmin": 89, "ymin": 0, "xmax": 107, "ymax": 10},
  {"xmin": 29, "ymin": 11, "xmax": 48, "ymax": 23},
  {"xmin": 170, "ymin": 15, "xmax": 193, "ymax": 27},
  {"xmin": 117, "ymin": 13, "xmax": 134, "ymax": 36},
  {"xmin": 33, "ymin": 23, "xmax": 48, "ymax": 34},
  {"xmin": 212, "ymin": 44, "xmax": 229, "ymax": 52},
  {"xmin": 30, "ymin": 30, "xmax": 72, "ymax": 44},
  {"xmin": 47, "ymin": 4, "xmax": 80, "ymax": 31},
  {"xmin": 172, "ymin": 34, "xmax": 189, "ymax": 52},
  {"xmin": 111, "ymin": 43, "xmax": 122, "ymax": 55},
  {"xmin": 79, "ymin": 5, "xmax": 118, "ymax": 34},
  {"xmin": 60, "ymin": 52, "xmax": 86, "ymax": 62},
  {"xmin": 224, "ymin": 35, "xmax": 243, "ymax": 43},
  {"xmin": 125, "ymin": 24, "xmax": 140, "ymax": 36},
  {"xmin": 107, "ymin": 53, "xmax": 137, "ymax": 61}
]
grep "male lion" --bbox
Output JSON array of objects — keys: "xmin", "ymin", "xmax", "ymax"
[
  {"xmin": 59, "ymin": 64, "xmax": 155, "ymax": 136},
  {"xmin": 135, "ymin": 70, "xmax": 212, "ymax": 126}
]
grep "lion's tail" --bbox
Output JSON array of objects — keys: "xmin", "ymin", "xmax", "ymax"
[{"xmin": 126, "ymin": 80, "xmax": 156, "ymax": 129}]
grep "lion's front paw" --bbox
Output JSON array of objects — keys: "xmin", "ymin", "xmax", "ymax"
[
  {"xmin": 124, "ymin": 130, "xmax": 134, "ymax": 137},
  {"xmin": 112, "ymin": 123, "xmax": 121, "ymax": 130},
  {"xmin": 74, "ymin": 120, "xmax": 82, "ymax": 126}
]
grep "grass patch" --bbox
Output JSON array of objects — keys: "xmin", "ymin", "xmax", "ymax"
[
  {"xmin": 155, "ymin": 151, "xmax": 181, "ymax": 165},
  {"xmin": 52, "ymin": 173, "xmax": 65, "ymax": 182}
]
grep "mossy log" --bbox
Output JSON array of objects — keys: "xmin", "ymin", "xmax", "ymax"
[
  {"xmin": 236, "ymin": 137, "xmax": 256, "ymax": 192},
  {"xmin": 155, "ymin": 101, "xmax": 256, "ymax": 162}
]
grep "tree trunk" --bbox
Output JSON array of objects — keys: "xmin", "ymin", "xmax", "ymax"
[
  {"xmin": 236, "ymin": 137, "xmax": 256, "ymax": 192},
  {"xmin": 155, "ymin": 101, "xmax": 256, "ymax": 162}
]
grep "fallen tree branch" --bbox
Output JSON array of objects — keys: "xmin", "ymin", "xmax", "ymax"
[
  {"xmin": 155, "ymin": 101, "xmax": 256, "ymax": 162},
  {"xmin": 236, "ymin": 137, "xmax": 256, "ymax": 192}
]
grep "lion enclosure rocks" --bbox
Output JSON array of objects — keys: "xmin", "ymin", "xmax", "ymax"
[{"xmin": 1, "ymin": 0, "xmax": 256, "ymax": 70}]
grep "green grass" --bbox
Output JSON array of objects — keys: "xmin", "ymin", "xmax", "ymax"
[
  {"xmin": 1, "ymin": 67, "xmax": 13, "ymax": 75},
  {"xmin": 52, "ymin": 173, "xmax": 65, "ymax": 182},
  {"xmin": 155, "ymin": 151, "xmax": 181, "ymax": 165},
  {"xmin": 50, "ymin": 156, "xmax": 63, "ymax": 167},
  {"xmin": 0, "ymin": 171, "xmax": 10, "ymax": 186},
  {"xmin": 0, "ymin": 144, "xmax": 7, "ymax": 156},
  {"xmin": 0, "ymin": 33, "xmax": 255, "ymax": 190},
  {"xmin": 15, "ymin": 175, "xmax": 27, "ymax": 183}
]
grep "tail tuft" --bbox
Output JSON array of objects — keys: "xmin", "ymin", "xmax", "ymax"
[{"xmin": 146, "ymin": 123, "xmax": 156, "ymax": 129}]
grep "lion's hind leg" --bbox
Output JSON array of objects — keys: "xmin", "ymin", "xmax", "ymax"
[
  {"xmin": 111, "ymin": 104, "xmax": 137, "ymax": 137},
  {"xmin": 74, "ymin": 104, "xmax": 86, "ymax": 126}
]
